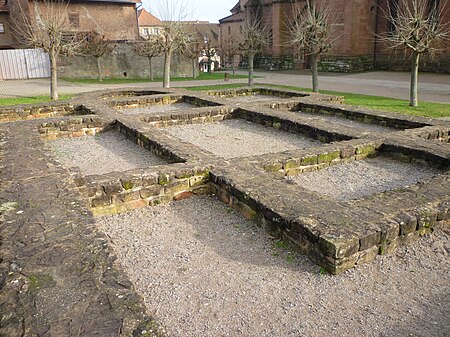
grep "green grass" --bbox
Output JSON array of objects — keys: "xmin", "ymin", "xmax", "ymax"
[
  {"xmin": 61, "ymin": 72, "xmax": 247, "ymax": 84},
  {"xmin": 185, "ymin": 83, "xmax": 450, "ymax": 118},
  {"xmin": 0, "ymin": 94, "xmax": 73, "ymax": 106}
]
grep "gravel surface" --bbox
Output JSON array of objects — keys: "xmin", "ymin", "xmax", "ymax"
[
  {"xmin": 47, "ymin": 131, "xmax": 167, "ymax": 175},
  {"xmin": 96, "ymin": 196, "xmax": 450, "ymax": 337},
  {"xmin": 164, "ymin": 119, "xmax": 321, "ymax": 159},
  {"xmin": 288, "ymin": 156, "xmax": 440, "ymax": 201},
  {"xmin": 119, "ymin": 102, "xmax": 196, "ymax": 115},
  {"xmin": 297, "ymin": 112, "xmax": 396, "ymax": 133},
  {"xmin": 225, "ymin": 94, "xmax": 289, "ymax": 103}
]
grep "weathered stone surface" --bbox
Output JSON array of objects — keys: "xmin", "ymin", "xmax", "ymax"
[{"xmin": 0, "ymin": 123, "xmax": 163, "ymax": 336}]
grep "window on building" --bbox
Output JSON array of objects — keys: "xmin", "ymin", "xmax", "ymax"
[
  {"xmin": 0, "ymin": 23, "xmax": 4, "ymax": 34},
  {"xmin": 68, "ymin": 12, "xmax": 80, "ymax": 28},
  {"xmin": 228, "ymin": 26, "xmax": 231, "ymax": 35},
  {"xmin": 143, "ymin": 28, "xmax": 149, "ymax": 35}
]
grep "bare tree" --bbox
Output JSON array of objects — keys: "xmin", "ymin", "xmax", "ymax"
[
  {"xmin": 222, "ymin": 37, "xmax": 241, "ymax": 76},
  {"xmin": 381, "ymin": 0, "xmax": 449, "ymax": 107},
  {"xmin": 81, "ymin": 31, "xmax": 115, "ymax": 82},
  {"xmin": 240, "ymin": 15, "xmax": 268, "ymax": 87},
  {"xmin": 287, "ymin": 0, "xmax": 335, "ymax": 93},
  {"xmin": 181, "ymin": 36, "xmax": 200, "ymax": 79},
  {"xmin": 12, "ymin": 0, "xmax": 82, "ymax": 100},
  {"xmin": 132, "ymin": 35, "xmax": 163, "ymax": 81},
  {"xmin": 152, "ymin": 0, "xmax": 192, "ymax": 88}
]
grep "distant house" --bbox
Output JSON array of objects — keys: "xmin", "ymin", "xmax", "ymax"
[
  {"xmin": 185, "ymin": 21, "xmax": 221, "ymax": 71},
  {"xmin": 137, "ymin": 9, "xmax": 163, "ymax": 38},
  {"xmin": 0, "ymin": 0, "xmax": 14, "ymax": 49},
  {"xmin": 2, "ymin": 0, "xmax": 139, "ymax": 49}
]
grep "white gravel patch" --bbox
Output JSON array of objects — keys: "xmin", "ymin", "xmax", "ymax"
[
  {"xmin": 164, "ymin": 119, "xmax": 321, "ymax": 159},
  {"xmin": 47, "ymin": 130, "xmax": 167, "ymax": 175},
  {"xmin": 288, "ymin": 156, "xmax": 440, "ymax": 201},
  {"xmin": 119, "ymin": 102, "xmax": 196, "ymax": 115},
  {"xmin": 96, "ymin": 196, "xmax": 450, "ymax": 337}
]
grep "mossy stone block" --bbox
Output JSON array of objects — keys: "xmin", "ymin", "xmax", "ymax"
[{"xmin": 318, "ymin": 151, "xmax": 340, "ymax": 164}]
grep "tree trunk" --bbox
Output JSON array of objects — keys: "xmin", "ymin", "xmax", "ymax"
[
  {"xmin": 148, "ymin": 56, "xmax": 153, "ymax": 81},
  {"xmin": 410, "ymin": 51, "xmax": 419, "ymax": 107},
  {"xmin": 163, "ymin": 50, "xmax": 172, "ymax": 88},
  {"xmin": 96, "ymin": 57, "xmax": 103, "ymax": 82},
  {"xmin": 311, "ymin": 53, "xmax": 319, "ymax": 93},
  {"xmin": 232, "ymin": 55, "xmax": 236, "ymax": 77},
  {"xmin": 192, "ymin": 58, "xmax": 197, "ymax": 78},
  {"xmin": 50, "ymin": 48, "xmax": 58, "ymax": 100},
  {"xmin": 248, "ymin": 51, "xmax": 255, "ymax": 87}
]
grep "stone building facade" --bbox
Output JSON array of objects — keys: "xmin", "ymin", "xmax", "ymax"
[
  {"xmin": 0, "ymin": 0, "xmax": 14, "ymax": 49},
  {"xmin": 1, "ymin": 0, "xmax": 139, "ymax": 49},
  {"xmin": 220, "ymin": 0, "xmax": 450, "ymax": 72}
]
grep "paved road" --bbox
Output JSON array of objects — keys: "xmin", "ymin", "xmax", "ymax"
[{"xmin": 0, "ymin": 70, "xmax": 449, "ymax": 103}]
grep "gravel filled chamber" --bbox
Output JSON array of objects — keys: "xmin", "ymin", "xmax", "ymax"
[
  {"xmin": 96, "ymin": 196, "xmax": 450, "ymax": 337},
  {"xmin": 164, "ymin": 119, "xmax": 321, "ymax": 159},
  {"xmin": 288, "ymin": 156, "xmax": 440, "ymax": 201},
  {"xmin": 47, "ymin": 130, "xmax": 168, "ymax": 175}
]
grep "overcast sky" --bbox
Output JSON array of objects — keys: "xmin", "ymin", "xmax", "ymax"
[{"xmin": 139, "ymin": 0, "xmax": 238, "ymax": 23}]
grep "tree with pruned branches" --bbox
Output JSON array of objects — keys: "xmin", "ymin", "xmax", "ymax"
[
  {"xmin": 380, "ymin": 0, "xmax": 449, "ymax": 107},
  {"xmin": 240, "ymin": 14, "xmax": 268, "ymax": 87},
  {"xmin": 12, "ymin": 0, "xmax": 83, "ymax": 100},
  {"xmin": 222, "ymin": 36, "xmax": 241, "ymax": 77},
  {"xmin": 151, "ymin": 0, "xmax": 192, "ymax": 88},
  {"xmin": 287, "ymin": 0, "xmax": 335, "ymax": 93},
  {"xmin": 81, "ymin": 31, "xmax": 115, "ymax": 82},
  {"xmin": 132, "ymin": 35, "xmax": 163, "ymax": 81},
  {"xmin": 181, "ymin": 36, "xmax": 201, "ymax": 79}
]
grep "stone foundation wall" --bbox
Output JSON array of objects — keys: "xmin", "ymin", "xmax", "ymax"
[
  {"xmin": 409, "ymin": 126, "xmax": 450, "ymax": 143},
  {"xmin": 115, "ymin": 121, "xmax": 186, "ymax": 164},
  {"xmin": 292, "ymin": 102, "xmax": 430, "ymax": 130},
  {"xmin": 236, "ymin": 108, "xmax": 353, "ymax": 143},
  {"xmin": 261, "ymin": 141, "xmax": 380, "ymax": 175},
  {"xmin": 142, "ymin": 107, "xmax": 235, "ymax": 128},
  {"xmin": 205, "ymin": 87, "xmax": 309, "ymax": 99},
  {"xmin": 76, "ymin": 165, "xmax": 212, "ymax": 216},
  {"xmin": 211, "ymin": 172, "xmax": 449, "ymax": 275},
  {"xmin": 111, "ymin": 95, "xmax": 222, "ymax": 110},
  {"xmin": 0, "ymin": 103, "xmax": 89, "ymax": 123},
  {"xmin": 38, "ymin": 117, "xmax": 112, "ymax": 140}
]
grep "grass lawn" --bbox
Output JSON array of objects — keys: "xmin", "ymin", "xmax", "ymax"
[
  {"xmin": 62, "ymin": 72, "xmax": 247, "ymax": 84},
  {"xmin": 185, "ymin": 83, "xmax": 450, "ymax": 118},
  {"xmin": 0, "ymin": 94, "xmax": 73, "ymax": 107}
]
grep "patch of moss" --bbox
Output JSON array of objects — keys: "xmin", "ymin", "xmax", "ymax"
[
  {"xmin": 28, "ymin": 273, "xmax": 56, "ymax": 292},
  {"xmin": 158, "ymin": 173, "xmax": 170, "ymax": 185},
  {"xmin": 122, "ymin": 181, "xmax": 134, "ymax": 190}
]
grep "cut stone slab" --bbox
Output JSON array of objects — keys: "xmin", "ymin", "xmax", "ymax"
[
  {"xmin": 288, "ymin": 156, "xmax": 440, "ymax": 201},
  {"xmin": 164, "ymin": 119, "xmax": 321, "ymax": 159},
  {"xmin": 297, "ymin": 111, "xmax": 397, "ymax": 133},
  {"xmin": 47, "ymin": 130, "xmax": 168, "ymax": 175},
  {"xmin": 119, "ymin": 102, "xmax": 196, "ymax": 115},
  {"xmin": 226, "ymin": 94, "xmax": 289, "ymax": 103}
]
